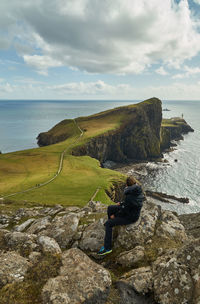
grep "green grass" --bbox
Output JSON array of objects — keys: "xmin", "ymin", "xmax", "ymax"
[
  {"xmin": 11, "ymin": 155, "xmax": 123, "ymax": 206},
  {"xmin": 161, "ymin": 118, "xmax": 180, "ymax": 127},
  {"xmin": 0, "ymin": 98, "xmax": 160, "ymax": 210},
  {"xmin": 0, "ymin": 120, "xmax": 125, "ymax": 209}
]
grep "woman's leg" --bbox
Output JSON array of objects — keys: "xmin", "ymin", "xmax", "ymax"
[
  {"xmin": 104, "ymin": 217, "xmax": 132, "ymax": 250},
  {"xmin": 107, "ymin": 205, "xmax": 120, "ymax": 219}
]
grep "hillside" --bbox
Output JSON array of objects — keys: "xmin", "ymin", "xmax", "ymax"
[
  {"xmin": 0, "ymin": 97, "xmax": 193, "ymax": 208},
  {"xmin": 38, "ymin": 97, "xmax": 162, "ymax": 162}
]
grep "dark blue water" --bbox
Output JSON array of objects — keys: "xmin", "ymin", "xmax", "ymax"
[{"xmin": 0, "ymin": 99, "xmax": 199, "ymax": 213}]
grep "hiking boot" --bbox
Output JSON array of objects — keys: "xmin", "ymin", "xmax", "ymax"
[
  {"xmin": 97, "ymin": 248, "xmax": 112, "ymax": 256},
  {"xmin": 98, "ymin": 246, "xmax": 105, "ymax": 254}
]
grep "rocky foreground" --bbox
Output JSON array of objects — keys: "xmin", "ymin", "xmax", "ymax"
[{"xmin": 0, "ymin": 200, "xmax": 199, "ymax": 304}]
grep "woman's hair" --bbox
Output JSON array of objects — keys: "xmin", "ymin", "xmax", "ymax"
[{"xmin": 126, "ymin": 176, "xmax": 137, "ymax": 186}]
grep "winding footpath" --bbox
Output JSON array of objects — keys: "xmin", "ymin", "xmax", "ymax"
[{"xmin": 0, "ymin": 119, "xmax": 84, "ymax": 200}]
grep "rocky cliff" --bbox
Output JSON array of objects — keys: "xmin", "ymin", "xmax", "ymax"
[
  {"xmin": 160, "ymin": 117, "xmax": 194, "ymax": 150},
  {"xmin": 0, "ymin": 200, "xmax": 199, "ymax": 304},
  {"xmin": 37, "ymin": 98, "xmax": 194, "ymax": 163},
  {"xmin": 74, "ymin": 98, "xmax": 162, "ymax": 162},
  {"xmin": 38, "ymin": 98, "xmax": 163, "ymax": 162}
]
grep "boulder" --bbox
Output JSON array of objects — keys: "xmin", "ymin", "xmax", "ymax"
[
  {"xmin": 42, "ymin": 248, "xmax": 112, "ymax": 304},
  {"xmin": 153, "ymin": 257, "xmax": 193, "ymax": 304},
  {"xmin": 4, "ymin": 231, "xmax": 38, "ymax": 256},
  {"xmin": 0, "ymin": 214, "xmax": 11, "ymax": 228},
  {"xmin": 179, "ymin": 212, "xmax": 200, "ymax": 239},
  {"xmin": 116, "ymin": 281, "xmax": 155, "ymax": 304},
  {"xmin": 26, "ymin": 216, "xmax": 52, "ymax": 234},
  {"xmin": 176, "ymin": 238, "xmax": 200, "ymax": 302},
  {"xmin": 87, "ymin": 201, "xmax": 107, "ymax": 213},
  {"xmin": 79, "ymin": 218, "xmax": 106, "ymax": 252},
  {"xmin": 116, "ymin": 246, "xmax": 145, "ymax": 268},
  {"xmin": 37, "ymin": 236, "xmax": 62, "ymax": 254},
  {"xmin": 119, "ymin": 266, "xmax": 153, "ymax": 294},
  {"xmin": 41, "ymin": 213, "xmax": 79, "ymax": 248},
  {"xmin": 155, "ymin": 210, "xmax": 187, "ymax": 241},
  {"xmin": 14, "ymin": 218, "xmax": 35, "ymax": 232},
  {"xmin": 39, "ymin": 205, "xmax": 64, "ymax": 217},
  {"xmin": 0, "ymin": 251, "xmax": 31, "ymax": 288},
  {"xmin": 152, "ymin": 239, "xmax": 200, "ymax": 304},
  {"xmin": 115, "ymin": 202, "xmax": 160, "ymax": 250}
]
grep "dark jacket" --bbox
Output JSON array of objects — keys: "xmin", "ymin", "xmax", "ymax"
[{"xmin": 118, "ymin": 184, "xmax": 144, "ymax": 222}]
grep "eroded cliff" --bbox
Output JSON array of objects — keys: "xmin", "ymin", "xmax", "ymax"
[
  {"xmin": 160, "ymin": 117, "xmax": 194, "ymax": 150},
  {"xmin": 37, "ymin": 98, "xmax": 194, "ymax": 163},
  {"xmin": 37, "ymin": 98, "xmax": 163, "ymax": 162}
]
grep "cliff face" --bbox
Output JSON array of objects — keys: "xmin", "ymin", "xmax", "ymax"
[
  {"xmin": 160, "ymin": 117, "xmax": 194, "ymax": 150},
  {"xmin": 37, "ymin": 119, "xmax": 80, "ymax": 147},
  {"xmin": 73, "ymin": 98, "xmax": 162, "ymax": 162},
  {"xmin": 37, "ymin": 98, "xmax": 194, "ymax": 163}
]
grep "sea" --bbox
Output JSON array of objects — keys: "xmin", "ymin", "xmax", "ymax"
[{"xmin": 0, "ymin": 99, "xmax": 200, "ymax": 214}]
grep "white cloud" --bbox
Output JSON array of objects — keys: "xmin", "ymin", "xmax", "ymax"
[
  {"xmin": 172, "ymin": 65, "xmax": 200, "ymax": 78},
  {"xmin": 0, "ymin": 83, "xmax": 14, "ymax": 93},
  {"xmin": 50, "ymin": 80, "xmax": 117, "ymax": 95},
  {"xmin": 23, "ymin": 55, "xmax": 62, "ymax": 75},
  {"xmin": 1, "ymin": 0, "xmax": 200, "ymax": 75},
  {"xmin": 155, "ymin": 67, "xmax": 169, "ymax": 76},
  {"xmin": 2, "ymin": 79, "xmax": 200, "ymax": 100},
  {"xmin": 193, "ymin": 0, "xmax": 200, "ymax": 4}
]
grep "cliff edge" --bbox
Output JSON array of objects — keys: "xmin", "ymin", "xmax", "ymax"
[
  {"xmin": 38, "ymin": 98, "xmax": 162, "ymax": 162},
  {"xmin": 37, "ymin": 98, "xmax": 194, "ymax": 163}
]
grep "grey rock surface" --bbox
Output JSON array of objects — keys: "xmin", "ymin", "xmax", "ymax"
[
  {"xmin": 0, "ymin": 251, "xmax": 31, "ymax": 288},
  {"xmin": 79, "ymin": 218, "xmax": 106, "ymax": 252},
  {"xmin": 42, "ymin": 248, "xmax": 112, "ymax": 304},
  {"xmin": 120, "ymin": 266, "xmax": 153, "ymax": 294},
  {"xmin": 15, "ymin": 218, "xmax": 35, "ymax": 232},
  {"xmin": 117, "ymin": 281, "xmax": 155, "ymax": 304},
  {"xmin": 155, "ymin": 210, "xmax": 187, "ymax": 241},
  {"xmin": 114, "ymin": 202, "xmax": 160, "ymax": 250},
  {"xmin": 4, "ymin": 231, "xmax": 38, "ymax": 255},
  {"xmin": 26, "ymin": 216, "xmax": 52, "ymax": 234},
  {"xmin": 116, "ymin": 246, "xmax": 145, "ymax": 268},
  {"xmin": 152, "ymin": 238, "xmax": 200, "ymax": 304},
  {"xmin": 179, "ymin": 212, "xmax": 200, "ymax": 239},
  {"xmin": 37, "ymin": 235, "xmax": 62, "ymax": 254},
  {"xmin": 41, "ymin": 213, "xmax": 79, "ymax": 248}
]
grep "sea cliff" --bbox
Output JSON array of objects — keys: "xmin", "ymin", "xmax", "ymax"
[
  {"xmin": 73, "ymin": 98, "xmax": 162, "ymax": 162},
  {"xmin": 37, "ymin": 98, "xmax": 194, "ymax": 163}
]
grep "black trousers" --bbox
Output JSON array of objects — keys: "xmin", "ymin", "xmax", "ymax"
[{"xmin": 104, "ymin": 205, "xmax": 133, "ymax": 250}]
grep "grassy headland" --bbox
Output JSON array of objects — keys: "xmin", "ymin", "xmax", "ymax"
[
  {"xmin": 2, "ymin": 97, "xmax": 191, "ymax": 211},
  {"xmin": 0, "ymin": 109, "xmax": 127, "ymax": 210}
]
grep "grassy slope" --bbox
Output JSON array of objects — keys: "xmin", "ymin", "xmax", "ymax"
[
  {"xmin": 0, "ymin": 112, "xmax": 125, "ymax": 210},
  {"xmin": 0, "ymin": 99, "xmax": 158, "ymax": 209}
]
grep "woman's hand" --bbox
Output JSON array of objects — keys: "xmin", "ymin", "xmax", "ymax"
[
  {"xmin": 116, "ymin": 202, "xmax": 121, "ymax": 206},
  {"xmin": 110, "ymin": 214, "xmax": 115, "ymax": 219}
]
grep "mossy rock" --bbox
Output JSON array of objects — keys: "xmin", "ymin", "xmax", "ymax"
[{"xmin": 0, "ymin": 253, "xmax": 62, "ymax": 304}]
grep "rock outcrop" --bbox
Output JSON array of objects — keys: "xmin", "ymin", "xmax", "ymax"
[
  {"xmin": 160, "ymin": 117, "xmax": 194, "ymax": 150},
  {"xmin": 0, "ymin": 201, "xmax": 199, "ymax": 304},
  {"xmin": 42, "ymin": 248, "xmax": 112, "ymax": 304}
]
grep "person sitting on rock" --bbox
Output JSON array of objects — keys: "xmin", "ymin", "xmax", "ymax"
[{"xmin": 98, "ymin": 176, "xmax": 145, "ymax": 255}]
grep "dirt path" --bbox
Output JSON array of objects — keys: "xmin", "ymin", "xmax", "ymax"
[{"xmin": 0, "ymin": 119, "xmax": 84, "ymax": 200}]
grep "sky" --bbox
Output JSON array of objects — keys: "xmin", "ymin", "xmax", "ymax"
[{"xmin": 1, "ymin": 0, "xmax": 200, "ymax": 100}]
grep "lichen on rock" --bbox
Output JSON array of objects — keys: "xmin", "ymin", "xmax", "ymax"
[{"xmin": 42, "ymin": 248, "xmax": 112, "ymax": 304}]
